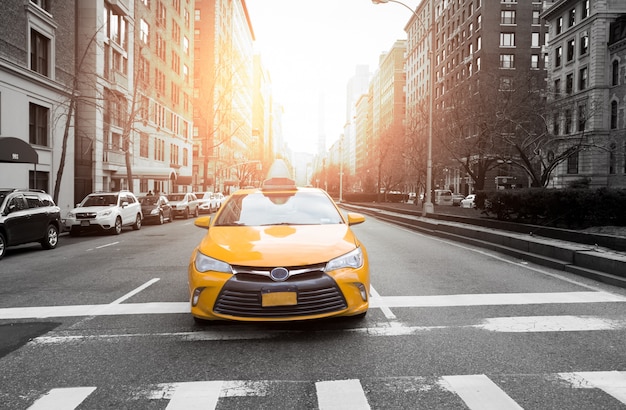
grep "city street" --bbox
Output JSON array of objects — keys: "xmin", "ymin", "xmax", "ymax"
[{"xmin": 1, "ymin": 214, "xmax": 626, "ymax": 409}]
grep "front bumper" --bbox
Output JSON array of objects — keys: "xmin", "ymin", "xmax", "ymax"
[{"xmin": 188, "ymin": 260, "xmax": 369, "ymax": 322}]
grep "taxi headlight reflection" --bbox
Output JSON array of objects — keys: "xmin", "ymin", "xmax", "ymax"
[
  {"xmin": 194, "ymin": 252, "xmax": 233, "ymax": 273},
  {"xmin": 325, "ymin": 247, "xmax": 363, "ymax": 272}
]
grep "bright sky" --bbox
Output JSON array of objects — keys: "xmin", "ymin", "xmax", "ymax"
[{"xmin": 246, "ymin": 0, "xmax": 416, "ymax": 155}]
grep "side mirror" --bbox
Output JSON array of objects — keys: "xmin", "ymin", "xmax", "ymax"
[
  {"xmin": 194, "ymin": 216, "xmax": 211, "ymax": 229},
  {"xmin": 121, "ymin": 201, "xmax": 129, "ymax": 208},
  {"xmin": 346, "ymin": 212, "xmax": 365, "ymax": 226}
]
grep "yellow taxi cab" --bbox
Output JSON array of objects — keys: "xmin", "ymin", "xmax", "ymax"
[{"xmin": 187, "ymin": 160, "xmax": 369, "ymax": 323}]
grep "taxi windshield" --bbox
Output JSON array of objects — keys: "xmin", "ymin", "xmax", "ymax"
[{"xmin": 214, "ymin": 190, "xmax": 344, "ymax": 226}]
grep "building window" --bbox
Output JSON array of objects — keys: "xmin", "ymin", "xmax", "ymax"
[
  {"xmin": 532, "ymin": 10, "xmax": 541, "ymax": 25},
  {"xmin": 140, "ymin": 19, "xmax": 149, "ymax": 44},
  {"xmin": 566, "ymin": 73, "xmax": 573, "ymax": 94},
  {"xmin": 556, "ymin": 16, "xmax": 563, "ymax": 34},
  {"xmin": 183, "ymin": 148, "xmax": 189, "ymax": 167},
  {"xmin": 156, "ymin": 35, "xmax": 166, "ymax": 60},
  {"xmin": 582, "ymin": 0, "xmax": 589, "ymax": 19},
  {"xmin": 30, "ymin": 0, "xmax": 50, "ymax": 12},
  {"xmin": 29, "ymin": 170, "xmax": 49, "ymax": 192},
  {"xmin": 500, "ymin": 33, "xmax": 515, "ymax": 47},
  {"xmin": 611, "ymin": 101, "xmax": 618, "ymax": 129},
  {"xmin": 568, "ymin": 8, "xmax": 576, "ymax": 27},
  {"xmin": 578, "ymin": 104, "xmax": 586, "ymax": 132},
  {"xmin": 156, "ymin": 1, "xmax": 166, "ymax": 27},
  {"xmin": 183, "ymin": 36, "xmax": 189, "ymax": 55},
  {"xmin": 579, "ymin": 32, "xmax": 589, "ymax": 55},
  {"xmin": 553, "ymin": 112, "xmax": 560, "ymax": 135},
  {"xmin": 30, "ymin": 29, "xmax": 49, "ymax": 76},
  {"xmin": 567, "ymin": 151, "xmax": 579, "ymax": 174},
  {"xmin": 531, "ymin": 54, "xmax": 539, "ymax": 69},
  {"xmin": 29, "ymin": 103, "xmax": 48, "ymax": 146},
  {"xmin": 140, "ymin": 0, "xmax": 150, "ymax": 8},
  {"xmin": 501, "ymin": 10, "xmax": 516, "ymax": 24},
  {"xmin": 554, "ymin": 78, "xmax": 561, "ymax": 97},
  {"xmin": 532, "ymin": 32, "xmax": 540, "ymax": 48},
  {"xmin": 194, "ymin": 9, "xmax": 200, "ymax": 21},
  {"xmin": 140, "ymin": 132, "xmax": 149, "ymax": 158},
  {"xmin": 555, "ymin": 46, "xmax": 562, "ymax": 67},
  {"xmin": 564, "ymin": 109, "xmax": 572, "ymax": 134},
  {"xmin": 567, "ymin": 39, "xmax": 575, "ymax": 62},
  {"xmin": 609, "ymin": 143, "xmax": 617, "ymax": 174},
  {"xmin": 612, "ymin": 61, "xmax": 619, "ymax": 86},
  {"xmin": 500, "ymin": 54, "xmax": 515, "ymax": 68},
  {"xmin": 579, "ymin": 67, "xmax": 588, "ymax": 90},
  {"xmin": 183, "ymin": 64, "xmax": 189, "ymax": 84},
  {"xmin": 500, "ymin": 76, "xmax": 513, "ymax": 91}
]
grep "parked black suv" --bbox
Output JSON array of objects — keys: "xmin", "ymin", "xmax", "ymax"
[{"xmin": 0, "ymin": 189, "xmax": 62, "ymax": 260}]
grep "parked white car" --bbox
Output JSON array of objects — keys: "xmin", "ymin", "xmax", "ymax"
[
  {"xmin": 211, "ymin": 192, "xmax": 226, "ymax": 210},
  {"xmin": 65, "ymin": 191, "xmax": 143, "ymax": 236},
  {"xmin": 194, "ymin": 192, "xmax": 215, "ymax": 214},
  {"xmin": 168, "ymin": 192, "xmax": 200, "ymax": 219},
  {"xmin": 460, "ymin": 194, "xmax": 476, "ymax": 209}
]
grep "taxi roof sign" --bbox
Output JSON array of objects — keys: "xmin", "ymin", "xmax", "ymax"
[{"xmin": 262, "ymin": 159, "xmax": 296, "ymax": 190}]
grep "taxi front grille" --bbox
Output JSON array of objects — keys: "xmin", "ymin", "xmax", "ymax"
[
  {"xmin": 76, "ymin": 212, "xmax": 97, "ymax": 220},
  {"xmin": 213, "ymin": 272, "xmax": 347, "ymax": 318}
]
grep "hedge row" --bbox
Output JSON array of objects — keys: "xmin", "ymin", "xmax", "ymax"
[{"xmin": 477, "ymin": 188, "xmax": 626, "ymax": 228}]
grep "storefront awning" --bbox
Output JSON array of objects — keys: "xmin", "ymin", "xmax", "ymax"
[
  {"xmin": 114, "ymin": 166, "xmax": 177, "ymax": 180},
  {"xmin": 0, "ymin": 137, "xmax": 38, "ymax": 164}
]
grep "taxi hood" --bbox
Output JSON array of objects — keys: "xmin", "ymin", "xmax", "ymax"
[{"xmin": 198, "ymin": 224, "xmax": 360, "ymax": 267}]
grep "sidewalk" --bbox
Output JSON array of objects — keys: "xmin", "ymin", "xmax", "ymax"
[{"xmin": 341, "ymin": 201, "xmax": 626, "ymax": 288}]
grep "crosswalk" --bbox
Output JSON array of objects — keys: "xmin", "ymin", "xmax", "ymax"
[{"xmin": 20, "ymin": 371, "xmax": 626, "ymax": 409}]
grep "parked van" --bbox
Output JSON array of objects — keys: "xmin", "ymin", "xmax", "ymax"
[{"xmin": 434, "ymin": 189, "xmax": 453, "ymax": 206}]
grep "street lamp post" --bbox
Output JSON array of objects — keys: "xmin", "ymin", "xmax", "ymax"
[{"xmin": 372, "ymin": 0, "xmax": 434, "ymax": 215}]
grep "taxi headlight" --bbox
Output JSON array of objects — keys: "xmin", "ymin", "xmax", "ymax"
[
  {"xmin": 100, "ymin": 209, "xmax": 113, "ymax": 217},
  {"xmin": 67, "ymin": 211, "xmax": 75, "ymax": 218},
  {"xmin": 325, "ymin": 247, "xmax": 363, "ymax": 271},
  {"xmin": 194, "ymin": 252, "xmax": 233, "ymax": 273}
]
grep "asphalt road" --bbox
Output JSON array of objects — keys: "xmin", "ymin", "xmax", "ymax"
[{"xmin": 1, "ymin": 213, "xmax": 626, "ymax": 409}]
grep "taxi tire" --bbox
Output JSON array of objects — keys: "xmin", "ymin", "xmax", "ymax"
[{"xmin": 194, "ymin": 207, "xmax": 199, "ymax": 217}]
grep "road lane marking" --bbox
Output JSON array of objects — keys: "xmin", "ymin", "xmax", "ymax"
[
  {"xmin": 2, "ymin": 291, "xmax": 625, "ymax": 319},
  {"xmin": 441, "ymin": 375, "xmax": 523, "ymax": 410},
  {"xmin": 27, "ymin": 386, "xmax": 96, "ymax": 410},
  {"xmin": 110, "ymin": 278, "xmax": 160, "ymax": 304},
  {"xmin": 316, "ymin": 379, "xmax": 370, "ymax": 410},
  {"xmin": 369, "ymin": 286, "xmax": 396, "ymax": 320},
  {"xmin": 559, "ymin": 371, "xmax": 626, "ymax": 404},
  {"xmin": 165, "ymin": 381, "xmax": 223, "ymax": 410},
  {"xmin": 376, "ymin": 291, "xmax": 626, "ymax": 308},
  {"xmin": 28, "ymin": 315, "xmax": 626, "ymax": 345},
  {"xmin": 477, "ymin": 315, "xmax": 626, "ymax": 332}
]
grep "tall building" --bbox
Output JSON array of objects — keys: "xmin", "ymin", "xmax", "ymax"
[
  {"xmin": 74, "ymin": 0, "xmax": 194, "ymax": 204},
  {"xmin": 133, "ymin": 0, "xmax": 195, "ymax": 193},
  {"xmin": 0, "ymin": 0, "xmax": 76, "ymax": 211},
  {"xmin": 544, "ymin": 0, "xmax": 626, "ymax": 188},
  {"xmin": 193, "ymin": 0, "xmax": 256, "ymax": 194},
  {"xmin": 353, "ymin": 41, "xmax": 407, "ymax": 193},
  {"xmin": 407, "ymin": 0, "xmax": 549, "ymax": 193}
]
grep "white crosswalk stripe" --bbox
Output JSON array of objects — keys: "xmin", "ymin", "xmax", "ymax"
[
  {"xmin": 27, "ymin": 387, "xmax": 96, "ymax": 410},
  {"xmin": 23, "ymin": 372, "xmax": 626, "ymax": 409}
]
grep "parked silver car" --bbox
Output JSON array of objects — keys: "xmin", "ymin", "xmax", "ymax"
[{"xmin": 168, "ymin": 192, "xmax": 200, "ymax": 219}]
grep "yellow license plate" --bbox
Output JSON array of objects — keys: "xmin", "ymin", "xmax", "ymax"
[{"xmin": 262, "ymin": 292, "xmax": 297, "ymax": 307}]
